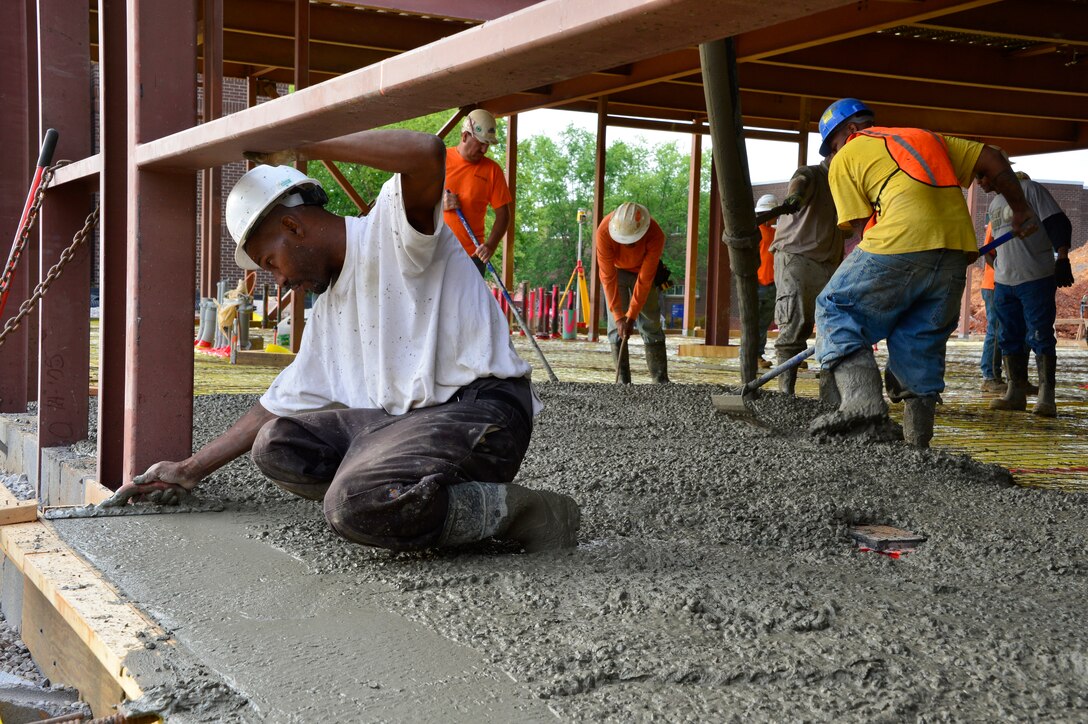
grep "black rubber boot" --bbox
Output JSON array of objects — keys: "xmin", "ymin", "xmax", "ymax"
[
  {"xmin": 439, "ymin": 482, "xmax": 580, "ymax": 553},
  {"xmin": 1032, "ymin": 354, "xmax": 1056, "ymax": 418},
  {"xmin": 903, "ymin": 396, "xmax": 937, "ymax": 449},
  {"xmin": 777, "ymin": 352, "xmax": 797, "ymax": 395},
  {"xmin": 809, "ymin": 348, "xmax": 889, "ymax": 436},
  {"xmin": 818, "ymin": 368, "xmax": 840, "ymax": 407},
  {"xmin": 645, "ymin": 342, "xmax": 670, "ymax": 384},
  {"xmin": 611, "ymin": 340, "xmax": 631, "ymax": 384},
  {"xmin": 990, "ymin": 353, "xmax": 1029, "ymax": 411}
]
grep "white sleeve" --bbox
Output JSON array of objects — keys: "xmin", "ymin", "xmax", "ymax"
[{"xmin": 1025, "ymin": 181, "xmax": 1063, "ymax": 223}]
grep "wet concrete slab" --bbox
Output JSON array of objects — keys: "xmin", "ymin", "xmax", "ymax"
[{"xmin": 54, "ymin": 512, "xmax": 555, "ymax": 722}]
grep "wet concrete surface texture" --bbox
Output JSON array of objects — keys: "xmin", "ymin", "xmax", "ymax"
[{"xmin": 52, "ymin": 385, "xmax": 1088, "ymax": 721}]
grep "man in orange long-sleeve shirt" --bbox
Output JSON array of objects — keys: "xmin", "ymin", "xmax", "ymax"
[
  {"xmin": 443, "ymin": 109, "xmax": 513, "ymax": 275},
  {"xmin": 596, "ymin": 202, "xmax": 668, "ymax": 384}
]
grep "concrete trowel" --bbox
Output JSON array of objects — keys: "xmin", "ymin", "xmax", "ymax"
[{"xmin": 712, "ymin": 346, "xmax": 815, "ymax": 419}]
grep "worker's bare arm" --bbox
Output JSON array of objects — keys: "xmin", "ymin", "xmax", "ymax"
[
  {"xmin": 973, "ymin": 146, "xmax": 1037, "ymax": 238},
  {"xmin": 136, "ymin": 401, "xmax": 277, "ymax": 494},
  {"xmin": 478, "ymin": 203, "xmax": 511, "ymax": 262},
  {"xmin": 247, "ymin": 130, "xmax": 445, "ymax": 234}
]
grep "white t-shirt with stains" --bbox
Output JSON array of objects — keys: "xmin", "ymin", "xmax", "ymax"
[{"xmin": 261, "ymin": 174, "xmax": 536, "ymax": 417}]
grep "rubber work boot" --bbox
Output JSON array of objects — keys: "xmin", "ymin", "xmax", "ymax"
[
  {"xmin": 439, "ymin": 482, "xmax": 580, "ymax": 553},
  {"xmin": 818, "ymin": 367, "xmax": 840, "ymax": 407},
  {"xmin": 989, "ymin": 353, "xmax": 1029, "ymax": 411},
  {"xmin": 497, "ymin": 484, "xmax": 581, "ymax": 553},
  {"xmin": 645, "ymin": 342, "xmax": 670, "ymax": 384},
  {"xmin": 903, "ymin": 396, "xmax": 938, "ymax": 449},
  {"xmin": 1032, "ymin": 354, "xmax": 1057, "ymax": 418},
  {"xmin": 611, "ymin": 340, "xmax": 632, "ymax": 384},
  {"xmin": 777, "ymin": 353, "xmax": 797, "ymax": 395},
  {"xmin": 808, "ymin": 349, "xmax": 888, "ymax": 436}
]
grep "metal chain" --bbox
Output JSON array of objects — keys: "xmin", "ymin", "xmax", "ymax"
[
  {"xmin": 0, "ymin": 164, "xmax": 100, "ymax": 348},
  {"xmin": 0, "ymin": 165, "xmax": 57, "ymax": 295}
]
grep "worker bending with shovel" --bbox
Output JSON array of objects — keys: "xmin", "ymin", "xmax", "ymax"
[
  {"xmin": 113, "ymin": 130, "xmax": 579, "ymax": 553},
  {"xmin": 596, "ymin": 202, "xmax": 670, "ymax": 384},
  {"xmin": 810, "ymin": 98, "xmax": 1036, "ymax": 448}
]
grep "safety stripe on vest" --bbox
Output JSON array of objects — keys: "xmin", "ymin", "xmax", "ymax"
[{"xmin": 862, "ymin": 128, "xmax": 947, "ymax": 185}]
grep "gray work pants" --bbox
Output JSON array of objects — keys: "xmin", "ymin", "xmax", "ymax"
[
  {"xmin": 605, "ymin": 269, "xmax": 665, "ymax": 346},
  {"xmin": 773, "ymin": 251, "xmax": 838, "ymax": 361},
  {"xmin": 250, "ymin": 377, "xmax": 533, "ymax": 551}
]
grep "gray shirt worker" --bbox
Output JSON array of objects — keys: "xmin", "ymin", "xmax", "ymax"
[
  {"xmin": 770, "ymin": 159, "xmax": 844, "ymax": 263},
  {"xmin": 990, "ymin": 179, "xmax": 1063, "ymax": 286}
]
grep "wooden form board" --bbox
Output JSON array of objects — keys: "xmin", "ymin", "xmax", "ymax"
[
  {"xmin": 0, "ymin": 483, "xmax": 38, "ymax": 526},
  {"xmin": 0, "ymin": 521, "xmax": 164, "ymax": 718},
  {"xmin": 233, "ymin": 349, "xmax": 296, "ymax": 368},
  {"xmin": 677, "ymin": 343, "xmax": 740, "ymax": 359}
]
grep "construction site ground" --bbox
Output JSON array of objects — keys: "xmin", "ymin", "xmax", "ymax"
[{"xmin": 10, "ymin": 330, "xmax": 1088, "ymax": 720}]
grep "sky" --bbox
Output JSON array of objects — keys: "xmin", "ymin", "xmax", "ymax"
[{"xmin": 515, "ymin": 109, "xmax": 1088, "ymax": 188}]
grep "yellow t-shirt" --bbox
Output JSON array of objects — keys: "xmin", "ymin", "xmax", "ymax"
[{"xmin": 828, "ymin": 133, "xmax": 983, "ymax": 255}]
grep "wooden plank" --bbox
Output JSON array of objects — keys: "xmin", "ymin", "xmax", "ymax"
[
  {"xmin": 83, "ymin": 478, "xmax": 114, "ymax": 506},
  {"xmin": 22, "ymin": 581, "xmax": 126, "ymax": 716},
  {"xmin": 677, "ymin": 343, "xmax": 740, "ymax": 359},
  {"xmin": 234, "ymin": 350, "xmax": 296, "ymax": 368},
  {"xmin": 0, "ymin": 485, "xmax": 38, "ymax": 525},
  {"xmin": 0, "ymin": 521, "xmax": 163, "ymax": 716}
]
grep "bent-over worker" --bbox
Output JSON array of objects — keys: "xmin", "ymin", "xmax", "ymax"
[
  {"xmin": 116, "ymin": 130, "xmax": 579, "ymax": 554},
  {"xmin": 596, "ymin": 202, "xmax": 670, "ymax": 384},
  {"xmin": 810, "ymin": 98, "xmax": 1036, "ymax": 448}
]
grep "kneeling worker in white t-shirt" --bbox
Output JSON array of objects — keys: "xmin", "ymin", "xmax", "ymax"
[{"xmin": 115, "ymin": 129, "xmax": 579, "ymax": 553}]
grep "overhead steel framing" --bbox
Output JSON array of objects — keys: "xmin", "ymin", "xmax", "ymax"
[{"xmin": 3, "ymin": 0, "xmax": 1086, "ymax": 489}]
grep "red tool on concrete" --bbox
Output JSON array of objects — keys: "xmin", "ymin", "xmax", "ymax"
[{"xmin": 0, "ymin": 128, "xmax": 59, "ymax": 318}]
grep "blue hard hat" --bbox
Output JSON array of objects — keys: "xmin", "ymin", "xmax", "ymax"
[{"xmin": 818, "ymin": 98, "xmax": 873, "ymax": 156}]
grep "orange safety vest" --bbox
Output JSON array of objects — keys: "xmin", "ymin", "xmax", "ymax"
[{"xmin": 847, "ymin": 127, "xmax": 961, "ymax": 233}]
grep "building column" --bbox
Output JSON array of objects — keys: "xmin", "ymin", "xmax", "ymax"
[
  {"xmin": 200, "ymin": 0, "xmax": 223, "ymax": 299},
  {"xmin": 503, "ymin": 113, "xmax": 517, "ymax": 293},
  {"xmin": 588, "ymin": 96, "xmax": 607, "ymax": 342},
  {"xmin": 683, "ymin": 132, "xmax": 701, "ymax": 335}
]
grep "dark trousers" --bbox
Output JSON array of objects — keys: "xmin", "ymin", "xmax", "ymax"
[{"xmin": 251, "ymin": 377, "xmax": 533, "ymax": 551}]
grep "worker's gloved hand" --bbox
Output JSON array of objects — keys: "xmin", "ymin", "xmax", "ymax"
[
  {"xmin": 1010, "ymin": 208, "xmax": 1038, "ymax": 239},
  {"xmin": 782, "ymin": 194, "xmax": 803, "ymax": 213},
  {"xmin": 1055, "ymin": 257, "xmax": 1075, "ymax": 288},
  {"xmin": 242, "ymin": 150, "xmax": 300, "ymax": 167},
  {"xmin": 442, "ymin": 190, "xmax": 461, "ymax": 212},
  {"xmin": 616, "ymin": 316, "xmax": 635, "ymax": 340},
  {"xmin": 475, "ymin": 240, "xmax": 499, "ymax": 264},
  {"xmin": 126, "ymin": 461, "xmax": 202, "ymax": 506}
]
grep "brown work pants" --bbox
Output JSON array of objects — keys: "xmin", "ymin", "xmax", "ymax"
[{"xmin": 251, "ymin": 377, "xmax": 533, "ymax": 551}]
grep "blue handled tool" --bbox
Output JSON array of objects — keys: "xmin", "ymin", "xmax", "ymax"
[
  {"xmin": 450, "ymin": 201, "xmax": 559, "ymax": 382},
  {"xmin": 978, "ymin": 229, "xmax": 1014, "ymax": 256}
]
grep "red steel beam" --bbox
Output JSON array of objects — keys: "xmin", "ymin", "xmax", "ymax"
[
  {"xmin": 23, "ymin": 0, "xmax": 41, "ymax": 406},
  {"xmin": 311, "ymin": 0, "xmax": 536, "ymax": 22},
  {"xmin": 134, "ymin": 0, "xmax": 859, "ymax": 171},
  {"xmin": 703, "ymin": 164, "xmax": 729, "ymax": 346},
  {"xmin": 0, "ymin": 0, "xmax": 32, "ymax": 413},
  {"xmin": 289, "ymin": 0, "xmax": 309, "ymax": 354},
  {"xmin": 682, "ymin": 132, "xmax": 700, "ymax": 336},
  {"xmin": 37, "ymin": 0, "xmax": 92, "ymax": 450},
  {"xmin": 588, "ymin": 96, "xmax": 607, "ymax": 343},
  {"xmin": 503, "ymin": 113, "xmax": 517, "ymax": 293},
  {"xmin": 915, "ymin": 0, "xmax": 1088, "ymax": 48},
  {"xmin": 123, "ymin": 0, "xmax": 198, "ymax": 480},
  {"xmin": 764, "ymin": 33, "xmax": 1088, "ymax": 98},
  {"xmin": 96, "ymin": 0, "xmax": 128, "ymax": 488},
  {"xmin": 201, "ymin": 0, "xmax": 224, "ymax": 299}
]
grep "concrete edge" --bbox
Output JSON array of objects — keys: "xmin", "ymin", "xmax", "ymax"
[{"xmin": 0, "ymin": 520, "xmax": 163, "ymax": 718}]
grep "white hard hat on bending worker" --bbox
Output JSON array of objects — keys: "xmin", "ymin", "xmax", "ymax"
[{"xmin": 597, "ymin": 201, "xmax": 670, "ymax": 384}]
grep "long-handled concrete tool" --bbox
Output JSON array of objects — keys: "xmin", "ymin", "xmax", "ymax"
[
  {"xmin": 450, "ymin": 204, "xmax": 559, "ymax": 382},
  {"xmin": 712, "ymin": 346, "xmax": 815, "ymax": 416},
  {"xmin": 0, "ymin": 129, "xmax": 58, "ymax": 318},
  {"xmin": 614, "ymin": 334, "xmax": 629, "ymax": 384}
]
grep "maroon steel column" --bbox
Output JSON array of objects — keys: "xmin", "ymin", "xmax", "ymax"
[
  {"xmin": 588, "ymin": 96, "xmax": 607, "ymax": 342},
  {"xmin": 503, "ymin": 113, "xmax": 517, "ymax": 292},
  {"xmin": 200, "ymin": 0, "xmax": 223, "ymax": 299},
  {"xmin": 0, "ymin": 0, "xmax": 32, "ymax": 412},
  {"xmin": 24, "ymin": 0, "xmax": 42, "ymax": 405},
  {"xmin": 96, "ymin": 0, "xmax": 128, "ymax": 487},
  {"xmin": 289, "ymin": 0, "xmax": 310, "ymax": 353},
  {"xmin": 704, "ymin": 165, "xmax": 731, "ymax": 345},
  {"xmin": 958, "ymin": 179, "xmax": 977, "ymax": 338},
  {"xmin": 123, "ymin": 0, "xmax": 197, "ymax": 479},
  {"xmin": 37, "ymin": 0, "xmax": 92, "ymax": 448},
  {"xmin": 682, "ymin": 132, "xmax": 701, "ymax": 335}
]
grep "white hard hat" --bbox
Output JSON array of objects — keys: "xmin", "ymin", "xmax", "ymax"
[
  {"xmin": 608, "ymin": 202, "xmax": 651, "ymax": 245},
  {"xmin": 755, "ymin": 194, "xmax": 778, "ymax": 213},
  {"xmin": 462, "ymin": 109, "xmax": 499, "ymax": 144},
  {"xmin": 225, "ymin": 165, "xmax": 325, "ymax": 271}
]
